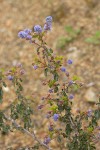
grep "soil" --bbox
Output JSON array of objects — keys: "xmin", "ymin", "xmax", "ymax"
[{"xmin": 0, "ymin": 0, "xmax": 100, "ymax": 149}]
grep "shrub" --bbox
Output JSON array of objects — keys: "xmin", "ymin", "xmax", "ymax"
[{"xmin": 0, "ymin": 16, "xmax": 100, "ymax": 150}]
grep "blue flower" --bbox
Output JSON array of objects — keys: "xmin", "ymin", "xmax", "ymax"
[
  {"xmin": 87, "ymin": 109, "xmax": 92, "ymax": 117},
  {"xmin": 48, "ymin": 125, "xmax": 53, "ymax": 131},
  {"xmin": 46, "ymin": 16, "xmax": 53, "ymax": 23},
  {"xmin": 34, "ymin": 25, "xmax": 42, "ymax": 33},
  {"xmin": 7, "ymin": 75, "xmax": 13, "ymax": 81},
  {"xmin": 69, "ymin": 94, "xmax": 74, "ymax": 99},
  {"xmin": 26, "ymin": 35, "xmax": 32, "ymax": 40},
  {"xmin": 60, "ymin": 67, "xmax": 66, "ymax": 72},
  {"xmin": 33, "ymin": 65, "xmax": 38, "ymax": 70},
  {"xmin": 49, "ymin": 88, "xmax": 53, "ymax": 93},
  {"xmin": 18, "ymin": 31, "xmax": 27, "ymax": 38},
  {"xmin": 43, "ymin": 137, "xmax": 51, "ymax": 145},
  {"xmin": 44, "ymin": 16, "xmax": 52, "ymax": 31},
  {"xmin": 68, "ymin": 80, "xmax": 74, "ymax": 86},
  {"xmin": 67, "ymin": 59, "xmax": 73, "ymax": 64},
  {"xmin": 53, "ymin": 114, "xmax": 59, "ymax": 121},
  {"xmin": 24, "ymin": 29, "xmax": 32, "ymax": 34},
  {"xmin": 18, "ymin": 28, "xmax": 32, "ymax": 39},
  {"xmin": 44, "ymin": 23, "xmax": 52, "ymax": 31}
]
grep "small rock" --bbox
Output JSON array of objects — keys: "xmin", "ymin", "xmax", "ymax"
[
  {"xmin": 3, "ymin": 87, "xmax": 10, "ymax": 92},
  {"xmin": 86, "ymin": 82, "xmax": 95, "ymax": 87},
  {"xmin": 68, "ymin": 47, "xmax": 78, "ymax": 52},
  {"xmin": 85, "ymin": 88, "xmax": 97, "ymax": 103}
]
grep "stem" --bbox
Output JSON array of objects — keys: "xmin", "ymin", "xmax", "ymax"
[
  {"xmin": 4, "ymin": 114, "xmax": 52, "ymax": 150},
  {"xmin": 32, "ymin": 40, "xmax": 41, "ymax": 47},
  {"xmin": 69, "ymin": 115, "xmax": 79, "ymax": 136}
]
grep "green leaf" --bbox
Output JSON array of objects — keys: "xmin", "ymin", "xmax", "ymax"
[
  {"xmin": 94, "ymin": 109, "xmax": 100, "ymax": 120},
  {"xmin": 54, "ymin": 56, "xmax": 63, "ymax": 62},
  {"xmin": 32, "ymin": 34, "xmax": 39, "ymax": 38},
  {"xmin": 0, "ymin": 87, "xmax": 3, "ymax": 103},
  {"xmin": 65, "ymin": 26, "xmax": 74, "ymax": 34},
  {"xmin": 47, "ymin": 49, "xmax": 52, "ymax": 56},
  {"xmin": 54, "ymin": 86, "xmax": 58, "ymax": 93},
  {"xmin": 94, "ymin": 31, "xmax": 100, "ymax": 38},
  {"xmin": 65, "ymin": 37, "xmax": 73, "ymax": 42},
  {"xmin": 85, "ymin": 37, "xmax": 100, "ymax": 44},
  {"xmin": 49, "ymin": 48, "xmax": 53, "ymax": 53},
  {"xmin": 44, "ymin": 68, "xmax": 48, "ymax": 76},
  {"xmin": 57, "ymin": 37, "xmax": 67, "ymax": 49},
  {"xmin": 65, "ymin": 26, "xmax": 81, "ymax": 37},
  {"xmin": 2, "ymin": 125, "xmax": 10, "ymax": 134},
  {"xmin": 65, "ymin": 123, "xmax": 72, "ymax": 136},
  {"xmin": 50, "ymin": 105, "xmax": 58, "ymax": 113},
  {"xmin": 32, "ymin": 144, "xmax": 39, "ymax": 149},
  {"xmin": 57, "ymin": 135, "xmax": 62, "ymax": 143},
  {"xmin": 2, "ymin": 82, "xmax": 7, "ymax": 87},
  {"xmin": 72, "ymin": 75, "xmax": 80, "ymax": 81},
  {"xmin": 54, "ymin": 72, "xmax": 59, "ymax": 81},
  {"xmin": 85, "ymin": 31, "xmax": 100, "ymax": 45},
  {"xmin": 62, "ymin": 96, "xmax": 68, "ymax": 101},
  {"xmin": 48, "ymin": 80, "xmax": 56, "ymax": 88},
  {"xmin": 72, "ymin": 84, "xmax": 79, "ymax": 91},
  {"xmin": 37, "ymin": 47, "xmax": 41, "ymax": 54},
  {"xmin": 87, "ymin": 126, "xmax": 94, "ymax": 133}
]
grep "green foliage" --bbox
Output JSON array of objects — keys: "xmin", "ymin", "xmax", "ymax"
[
  {"xmin": 57, "ymin": 37, "xmax": 68, "ymax": 49},
  {"xmin": 0, "ymin": 71, "xmax": 6, "ymax": 103},
  {"xmin": 0, "ymin": 18, "xmax": 100, "ymax": 150},
  {"xmin": 11, "ymin": 100, "xmax": 33, "ymax": 129},
  {"xmin": 85, "ymin": 31, "xmax": 100, "ymax": 44},
  {"xmin": 65, "ymin": 25, "xmax": 81, "ymax": 37},
  {"xmin": 0, "ymin": 87, "xmax": 3, "ymax": 103},
  {"xmin": 72, "ymin": 75, "xmax": 80, "ymax": 81},
  {"xmin": 57, "ymin": 26, "xmax": 81, "ymax": 49},
  {"xmin": 0, "ymin": 112, "xmax": 10, "ymax": 134}
]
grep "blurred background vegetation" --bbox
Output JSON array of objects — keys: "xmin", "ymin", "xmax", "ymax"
[{"xmin": 0, "ymin": 0, "xmax": 100, "ymax": 149}]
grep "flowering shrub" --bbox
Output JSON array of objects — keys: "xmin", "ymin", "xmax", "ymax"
[{"xmin": 0, "ymin": 16, "xmax": 100, "ymax": 150}]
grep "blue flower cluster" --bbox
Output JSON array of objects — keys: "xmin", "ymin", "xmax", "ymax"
[
  {"xmin": 18, "ymin": 16, "xmax": 52, "ymax": 40},
  {"xmin": 34, "ymin": 16, "xmax": 53, "ymax": 33},
  {"xmin": 44, "ymin": 16, "xmax": 53, "ymax": 31},
  {"xmin": 18, "ymin": 29, "xmax": 32, "ymax": 40}
]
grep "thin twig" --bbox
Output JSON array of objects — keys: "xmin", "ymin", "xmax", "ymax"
[{"xmin": 4, "ymin": 114, "xmax": 52, "ymax": 150}]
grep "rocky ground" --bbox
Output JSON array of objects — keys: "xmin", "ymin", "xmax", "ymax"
[{"xmin": 0, "ymin": 0, "xmax": 100, "ymax": 149}]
